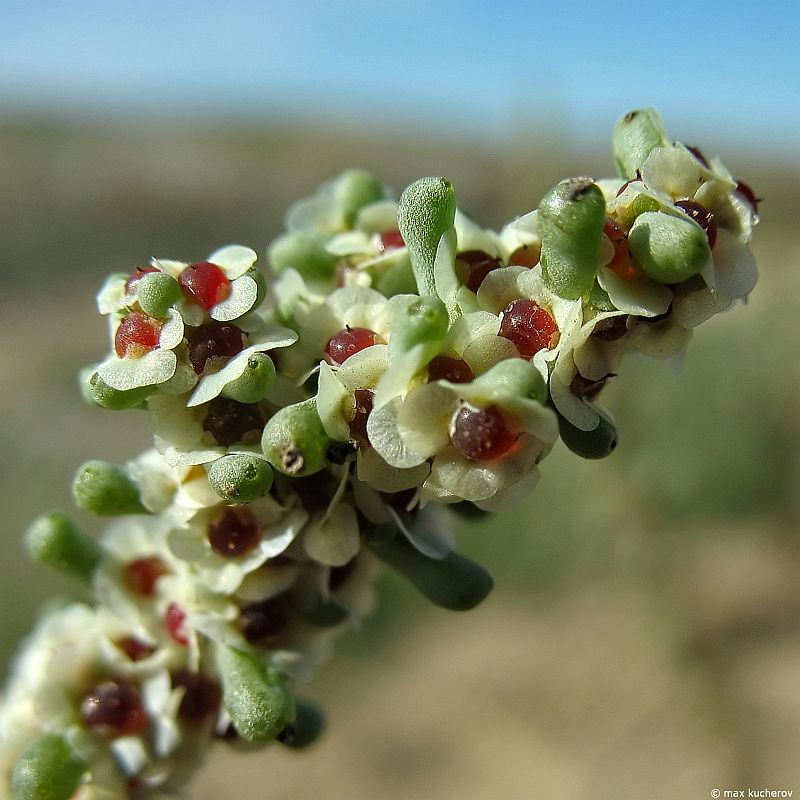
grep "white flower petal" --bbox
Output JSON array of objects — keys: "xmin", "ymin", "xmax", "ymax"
[
  {"xmin": 388, "ymin": 506, "xmax": 451, "ymax": 560},
  {"xmin": 158, "ymin": 308, "xmax": 184, "ymax": 350},
  {"xmin": 355, "ymin": 199, "xmax": 398, "ymax": 234},
  {"xmin": 98, "ymin": 349, "xmax": 177, "ymax": 390},
  {"xmin": 316, "ymin": 362, "xmax": 352, "ymax": 440},
  {"xmin": 367, "ymin": 397, "xmax": 428, "ymax": 468},
  {"xmin": 327, "ymin": 230, "xmax": 372, "ymax": 256},
  {"xmin": 187, "ymin": 342, "xmax": 274, "ymax": 407},
  {"xmin": 598, "ymin": 268, "xmax": 673, "ymax": 317},
  {"xmin": 303, "ymin": 504, "xmax": 360, "ymax": 566},
  {"xmin": 97, "ymin": 274, "xmax": 128, "ymax": 314},
  {"xmin": 210, "ymin": 275, "xmax": 258, "ymax": 321},
  {"xmin": 356, "ymin": 447, "xmax": 431, "ymax": 492},
  {"xmin": 712, "ymin": 228, "xmax": 758, "ymax": 298},
  {"xmin": 206, "ymin": 245, "xmax": 257, "ymax": 278}
]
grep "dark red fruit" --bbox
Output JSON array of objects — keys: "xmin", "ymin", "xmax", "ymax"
[
  {"xmin": 570, "ymin": 372, "xmax": 614, "ymax": 400},
  {"xmin": 202, "ymin": 397, "xmax": 265, "ymax": 446},
  {"xmin": 81, "ymin": 679, "xmax": 148, "ymax": 737},
  {"xmin": 171, "ymin": 669, "xmax": 222, "ymax": 722},
  {"xmin": 165, "ymin": 602, "xmax": 189, "ymax": 646},
  {"xmin": 124, "ymin": 265, "xmax": 159, "ymax": 294},
  {"xmin": 735, "ymin": 180, "xmax": 761, "ymax": 213},
  {"xmin": 507, "ymin": 243, "xmax": 541, "ymax": 268},
  {"xmin": 685, "ymin": 145, "xmax": 710, "ymax": 168},
  {"xmin": 124, "ymin": 557, "xmax": 169, "ymax": 598},
  {"xmin": 378, "ymin": 230, "xmax": 405, "ymax": 252},
  {"xmin": 114, "ymin": 312, "xmax": 161, "ymax": 358},
  {"xmin": 603, "ymin": 218, "xmax": 638, "ymax": 280},
  {"xmin": 116, "ymin": 637, "xmax": 156, "ymax": 662},
  {"xmin": 451, "ymin": 404, "xmax": 518, "ymax": 461},
  {"xmin": 324, "ymin": 327, "xmax": 382, "ymax": 366},
  {"xmin": 178, "ymin": 261, "xmax": 231, "ymax": 310},
  {"xmin": 208, "ymin": 507, "xmax": 260, "ymax": 557},
  {"xmin": 675, "ymin": 200, "xmax": 717, "ymax": 249},
  {"xmin": 454, "ymin": 250, "xmax": 501, "ymax": 293},
  {"xmin": 616, "ymin": 172, "xmax": 643, "ymax": 197},
  {"xmin": 186, "ymin": 322, "xmax": 245, "ymax": 374},
  {"xmin": 240, "ymin": 598, "xmax": 288, "ymax": 645},
  {"xmin": 427, "ymin": 355, "xmax": 474, "ymax": 384},
  {"xmin": 498, "ymin": 299, "xmax": 558, "ymax": 359},
  {"xmin": 591, "ymin": 315, "xmax": 629, "ymax": 342},
  {"xmin": 348, "ymin": 389, "xmax": 374, "ymax": 446}
]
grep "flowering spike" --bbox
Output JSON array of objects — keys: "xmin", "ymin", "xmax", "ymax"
[
  {"xmin": 72, "ymin": 460, "xmax": 147, "ymax": 516},
  {"xmin": 11, "ymin": 734, "xmax": 87, "ymax": 800},
  {"xmin": 214, "ymin": 643, "xmax": 296, "ymax": 742},
  {"xmin": 398, "ymin": 177, "xmax": 456, "ymax": 296},
  {"xmin": 538, "ymin": 177, "xmax": 606, "ymax": 299},
  {"xmin": 25, "ymin": 513, "xmax": 101, "ymax": 583},
  {"xmin": 613, "ymin": 107, "xmax": 669, "ymax": 179}
]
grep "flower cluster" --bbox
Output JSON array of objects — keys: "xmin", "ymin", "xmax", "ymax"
[{"xmin": 1, "ymin": 109, "xmax": 760, "ymax": 799}]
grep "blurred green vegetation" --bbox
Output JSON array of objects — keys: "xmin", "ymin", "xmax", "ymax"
[{"xmin": 1, "ymin": 113, "xmax": 799, "ymax": 796}]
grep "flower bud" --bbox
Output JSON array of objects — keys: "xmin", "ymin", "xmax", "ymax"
[
  {"xmin": 268, "ymin": 230, "xmax": 338, "ymax": 282},
  {"xmin": 261, "ymin": 399, "xmax": 331, "ymax": 477},
  {"xmin": 333, "ymin": 169, "xmax": 385, "ymax": 228},
  {"xmin": 214, "ymin": 643, "xmax": 296, "ymax": 742},
  {"xmin": 277, "ymin": 699, "xmax": 325, "ymax": 749},
  {"xmin": 135, "ymin": 271, "xmax": 182, "ymax": 318},
  {"xmin": 207, "ymin": 453, "xmax": 274, "ymax": 504},
  {"xmin": 539, "ymin": 177, "xmax": 606, "ymax": 299},
  {"xmin": 220, "ymin": 352, "xmax": 277, "ymax": 404},
  {"xmin": 557, "ymin": 407, "xmax": 618, "ymax": 459},
  {"xmin": 25, "ymin": 513, "xmax": 101, "ymax": 584},
  {"xmin": 612, "ymin": 107, "xmax": 669, "ymax": 180},
  {"xmin": 72, "ymin": 460, "xmax": 147, "ymax": 516},
  {"xmin": 83, "ymin": 369, "xmax": 153, "ymax": 410},
  {"xmin": 368, "ymin": 529, "xmax": 493, "ymax": 611},
  {"xmin": 398, "ymin": 177, "xmax": 456, "ymax": 296},
  {"xmin": 628, "ymin": 211, "xmax": 711, "ymax": 284},
  {"xmin": 12, "ymin": 734, "xmax": 87, "ymax": 800}
]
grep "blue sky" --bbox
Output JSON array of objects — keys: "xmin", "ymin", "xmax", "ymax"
[{"xmin": 1, "ymin": 0, "xmax": 798, "ymax": 152}]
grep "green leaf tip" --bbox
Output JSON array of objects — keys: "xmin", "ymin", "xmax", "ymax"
[
  {"xmin": 214, "ymin": 643, "xmax": 296, "ymax": 742},
  {"xmin": 557, "ymin": 407, "xmax": 618, "ymax": 460},
  {"xmin": 25, "ymin": 513, "xmax": 101, "ymax": 583},
  {"xmin": 261, "ymin": 398, "xmax": 332, "ymax": 477},
  {"xmin": 612, "ymin": 108, "xmax": 669, "ymax": 180},
  {"xmin": 220, "ymin": 352, "xmax": 276, "ymax": 404},
  {"xmin": 538, "ymin": 177, "xmax": 606, "ymax": 300},
  {"xmin": 72, "ymin": 460, "xmax": 147, "ymax": 516},
  {"xmin": 83, "ymin": 370, "xmax": 153, "ymax": 410},
  {"xmin": 12, "ymin": 734, "xmax": 87, "ymax": 800},
  {"xmin": 398, "ymin": 177, "xmax": 457, "ymax": 297},
  {"xmin": 277, "ymin": 699, "xmax": 326, "ymax": 749},
  {"xmin": 368, "ymin": 530, "xmax": 493, "ymax": 611},
  {"xmin": 207, "ymin": 453, "xmax": 274, "ymax": 504}
]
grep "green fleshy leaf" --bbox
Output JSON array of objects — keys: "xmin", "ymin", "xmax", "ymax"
[
  {"xmin": 268, "ymin": 230, "xmax": 338, "ymax": 282},
  {"xmin": 72, "ymin": 460, "xmax": 147, "ymax": 516},
  {"xmin": 277, "ymin": 699, "xmax": 326, "ymax": 749},
  {"xmin": 220, "ymin": 352, "xmax": 277, "ymax": 404},
  {"xmin": 368, "ymin": 529, "xmax": 493, "ymax": 611},
  {"xmin": 261, "ymin": 399, "xmax": 331, "ymax": 477},
  {"xmin": 612, "ymin": 107, "xmax": 669, "ymax": 180},
  {"xmin": 206, "ymin": 454, "xmax": 274, "ymax": 503},
  {"xmin": 12, "ymin": 734, "xmax": 87, "ymax": 800},
  {"xmin": 333, "ymin": 170, "xmax": 385, "ymax": 228},
  {"xmin": 557, "ymin": 407, "xmax": 618, "ymax": 460},
  {"xmin": 397, "ymin": 177, "xmax": 457, "ymax": 296},
  {"xmin": 538, "ymin": 178, "xmax": 606, "ymax": 300},
  {"xmin": 135, "ymin": 272, "xmax": 182, "ymax": 318},
  {"xmin": 214, "ymin": 643, "xmax": 296, "ymax": 742},
  {"xmin": 26, "ymin": 513, "xmax": 101, "ymax": 583},
  {"xmin": 83, "ymin": 369, "xmax": 153, "ymax": 410},
  {"xmin": 628, "ymin": 211, "xmax": 712, "ymax": 284}
]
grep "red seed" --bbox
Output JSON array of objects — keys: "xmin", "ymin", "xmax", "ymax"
[
  {"xmin": 171, "ymin": 669, "xmax": 222, "ymax": 722},
  {"xmin": 186, "ymin": 322, "xmax": 246, "ymax": 374},
  {"xmin": 675, "ymin": 200, "xmax": 717, "ymax": 249},
  {"xmin": 81, "ymin": 679, "xmax": 148, "ymax": 737},
  {"xmin": 116, "ymin": 637, "xmax": 156, "ymax": 662},
  {"xmin": 114, "ymin": 312, "xmax": 162, "ymax": 358},
  {"xmin": 498, "ymin": 299, "xmax": 558, "ymax": 360},
  {"xmin": 124, "ymin": 557, "xmax": 169, "ymax": 598},
  {"xmin": 179, "ymin": 261, "xmax": 231, "ymax": 311},
  {"xmin": 427, "ymin": 355, "xmax": 474, "ymax": 384},
  {"xmin": 124, "ymin": 265, "xmax": 159, "ymax": 294},
  {"xmin": 591, "ymin": 316, "xmax": 629, "ymax": 342},
  {"xmin": 451, "ymin": 404, "xmax": 518, "ymax": 461},
  {"xmin": 324, "ymin": 327, "xmax": 381, "ymax": 366},
  {"xmin": 603, "ymin": 218, "xmax": 638, "ymax": 280},
  {"xmin": 165, "ymin": 602, "xmax": 189, "ymax": 646},
  {"xmin": 208, "ymin": 507, "xmax": 260, "ymax": 557},
  {"xmin": 348, "ymin": 389, "xmax": 374, "ymax": 446},
  {"xmin": 454, "ymin": 250, "xmax": 502, "ymax": 293},
  {"xmin": 202, "ymin": 397, "xmax": 265, "ymax": 447},
  {"xmin": 507, "ymin": 243, "xmax": 541, "ymax": 268},
  {"xmin": 378, "ymin": 230, "xmax": 405, "ymax": 252}
]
